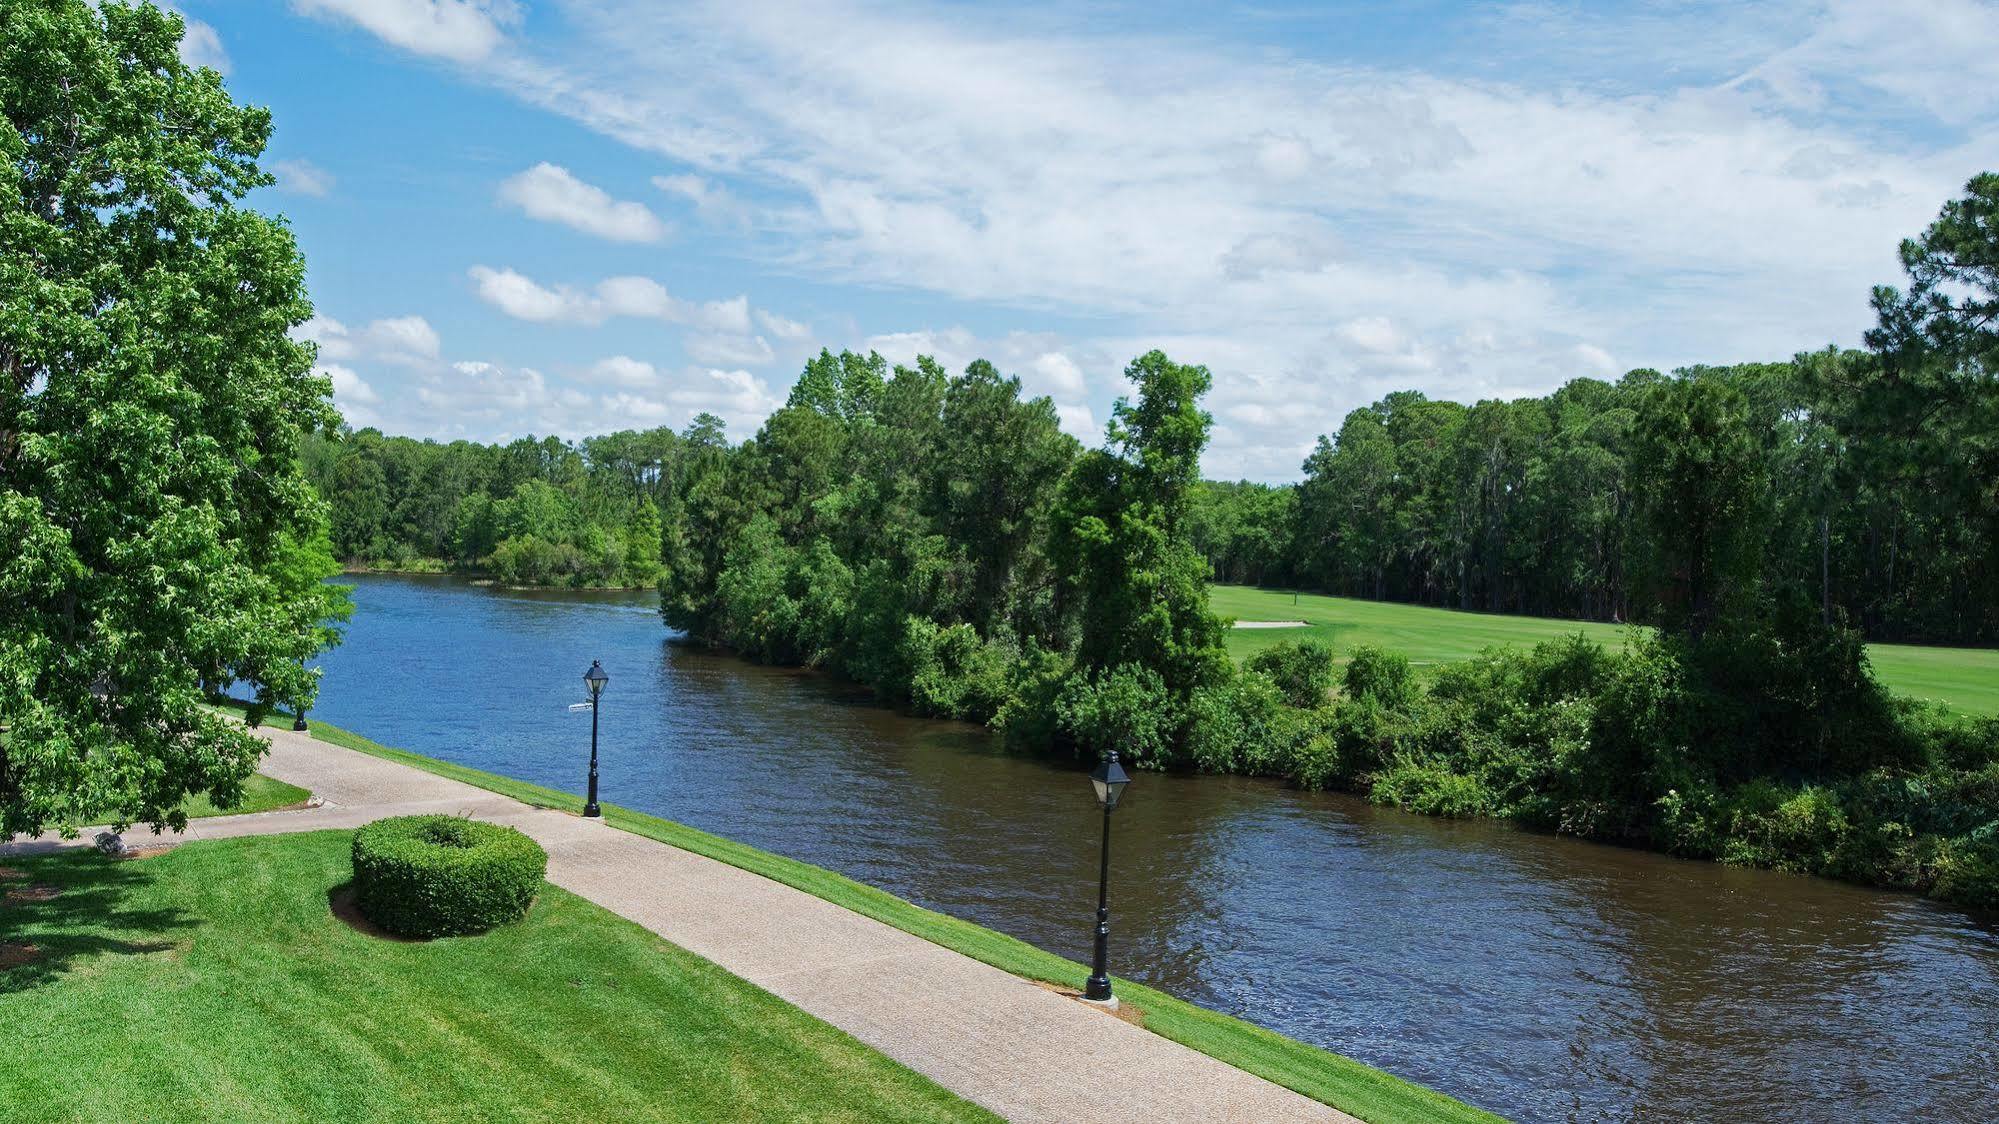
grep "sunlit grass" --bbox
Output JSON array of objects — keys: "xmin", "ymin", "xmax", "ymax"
[
  {"xmin": 1211, "ymin": 584, "xmax": 1998, "ymax": 716},
  {"xmin": 182, "ymin": 772, "xmax": 310, "ymax": 819},
  {"xmin": 0, "ymin": 832, "xmax": 995, "ymax": 1123}
]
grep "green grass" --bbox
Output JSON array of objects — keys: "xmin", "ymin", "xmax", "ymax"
[
  {"xmin": 277, "ymin": 711, "xmax": 1499, "ymax": 1124},
  {"xmin": 182, "ymin": 773, "xmax": 310, "ymax": 819},
  {"xmin": 0, "ymin": 831, "xmax": 995, "ymax": 1124},
  {"xmin": 1212, "ymin": 584, "xmax": 1999, "ymax": 716}
]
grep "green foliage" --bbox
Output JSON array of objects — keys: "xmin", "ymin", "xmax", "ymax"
[
  {"xmin": 1053, "ymin": 664, "xmax": 1175, "ymax": 768},
  {"xmin": 1245, "ymin": 640, "xmax": 1336, "ymax": 707},
  {"xmin": 1628, "ymin": 377, "xmax": 1768, "ymax": 641},
  {"xmin": 0, "ymin": 0, "xmax": 345, "ymax": 836},
  {"xmin": 903, "ymin": 619, "xmax": 1011, "ymax": 723},
  {"xmin": 351, "ymin": 814, "xmax": 548, "ymax": 938},
  {"xmin": 1254, "ymin": 631, "xmax": 1999, "ymax": 912},
  {"xmin": 308, "ymin": 425, "xmax": 684, "ymax": 589},
  {"xmin": 1369, "ymin": 758, "xmax": 1497, "ymax": 819},
  {"xmin": 1185, "ymin": 671, "xmax": 1289, "ymax": 774},
  {"xmin": 1342, "ymin": 646, "xmax": 1418, "ymax": 709},
  {"xmin": 1051, "ymin": 351, "xmax": 1232, "ymax": 744}
]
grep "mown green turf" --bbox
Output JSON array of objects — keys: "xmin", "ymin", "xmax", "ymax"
[
  {"xmin": 1212, "ymin": 584, "xmax": 1999, "ymax": 716},
  {"xmin": 0, "ymin": 832, "xmax": 994, "ymax": 1124},
  {"xmin": 182, "ymin": 773, "xmax": 310, "ymax": 819},
  {"xmin": 280, "ymin": 712, "xmax": 1501, "ymax": 1124}
]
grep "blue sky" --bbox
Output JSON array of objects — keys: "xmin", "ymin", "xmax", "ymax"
[{"xmin": 167, "ymin": 0, "xmax": 1999, "ymax": 479}]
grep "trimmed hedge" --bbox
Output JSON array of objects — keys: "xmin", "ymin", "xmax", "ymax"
[{"xmin": 351, "ymin": 815, "xmax": 547, "ymax": 937}]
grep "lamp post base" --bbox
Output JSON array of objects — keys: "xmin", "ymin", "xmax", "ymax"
[
  {"xmin": 292, "ymin": 714, "xmax": 309, "ymax": 732},
  {"xmin": 1077, "ymin": 992, "xmax": 1119, "ymax": 1010},
  {"xmin": 582, "ymin": 805, "xmax": 603, "ymax": 819}
]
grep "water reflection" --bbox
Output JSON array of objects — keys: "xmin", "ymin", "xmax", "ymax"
[{"xmin": 312, "ymin": 575, "xmax": 1999, "ymax": 1123}]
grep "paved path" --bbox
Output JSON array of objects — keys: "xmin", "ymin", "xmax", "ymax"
[{"xmin": 7, "ymin": 724, "xmax": 1356, "ymax": 1124}]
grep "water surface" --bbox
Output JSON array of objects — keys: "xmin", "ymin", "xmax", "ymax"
[{"xmin": 310, "ymin": 575, "xmax": 1999, "ymax": 1123}]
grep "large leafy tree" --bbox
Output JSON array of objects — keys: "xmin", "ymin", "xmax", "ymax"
[
  {"xmin": 1053, "ymin": 351, "xmax": 1231, "ymax": 706},
  {"xmin": 1627, "ymin": 377, "xmax": 1768, "ymax": 642},
  {"xmin": 1, "ymin": 1, "xmax": 341, "ymax": 836}
]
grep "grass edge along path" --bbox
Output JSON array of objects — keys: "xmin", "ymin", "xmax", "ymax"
[
  {"xmin": 183, "ymin": 772, "xmax": 311, "ymax": 819},
  {"xmin": 0, "ymin": 831, "xmax": 1000, "ymax": 1123},
  {"xmin": 275, "ymin": 711, "xmax": 1498, "ymax": 1124}
]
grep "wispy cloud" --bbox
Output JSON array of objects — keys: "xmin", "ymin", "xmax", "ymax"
[
  {"xmin": 300, "ymin": 0, "xmax": 1999, "ymax": 477},
  {"xmin": 272, "ymin": 158, "xmax": 336, "ymax": 197}
]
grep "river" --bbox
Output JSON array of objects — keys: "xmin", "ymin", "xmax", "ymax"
[{"xmin": 307, "ymin": 574, "xmax": 1999, "ymax": 1123}]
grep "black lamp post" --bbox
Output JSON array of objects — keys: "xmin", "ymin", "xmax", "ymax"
[
  {"xmin": 293, "ymin": 660, "xmax": 310, "ymax": 731},
  {"xmin": 582, "ymin": 660, "xmax": 609, "ymax": 818},
  {"xmin": 1083, "ymin": 748, "xmax": 1131, "ymax": 1005}
]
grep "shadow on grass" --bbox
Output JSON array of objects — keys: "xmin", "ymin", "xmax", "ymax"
[
  {"xmin": 0, "ymin": 851, "xmax": 193, "ymax": 993},
  {"xmin": 325, "ymin": 881, "xmax": 424, "ymax": 943}
]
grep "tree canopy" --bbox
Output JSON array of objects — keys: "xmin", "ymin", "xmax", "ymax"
[{"xmin": 0, "ymin": 1, "xmax": 344, "ymax": 836}]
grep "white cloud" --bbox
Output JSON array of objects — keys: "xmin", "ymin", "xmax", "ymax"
[
  {"xmin": 1028, "ymin": 351, "xmax": 1087, "ymax": 398},
  {"xmin": 666, "ymin": 367, "xmax": 784, "ymax": 430},
  {"xmin": 467, "ymin": 266, "xmax": 777, "ymax": 340},
  {"xmin": 322, "ymin": 363, "xmax": 380, "ymax": 404},
  {"xmin": 498, "ymin": 162, "xmax": 668, "ymax": 244},
  {"xmin": 653, "ymin": 172, "xmax": 749, "ymax": 224},
  {"xmin": 585, "ymin": 355, "xmax": 661, "ymax": 388},
  {"xmin": 756, "ymin": 309, "xmax": 812, "ymax": 340},
  {"xmin": 292, "ymin": 0, "xmax": 520, "ymax": 63},
  {"xmin": 311, "ymin": 0, "xmax": 1999, "ymax": 476},
  {"xmin": 272, "ymin": 159, "xmax": 336, "ymax": 197},
  {"xmin": 173, "ymin": 9, "xmax": 230, "ymax": 73},
  {"xmin": 1055, "ymin": 403, "xmax": 1097, "ymax": 441},
  {"xmin": 298, "ymin": 313, "xmax": 440, "ymax": 365},
  {"xmin": 362, "ymin": 315, "xmax": 441, "ymax": 362},
  {"xmin": 468, "ymin": 266, "xmax": 591, "ymax": 322},
  {"xmin": 685, "ymin": 333, "xmax": 775, "ymax": 366}
]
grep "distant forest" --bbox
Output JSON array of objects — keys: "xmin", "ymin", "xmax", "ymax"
[
  {"xmin": 1189, "ymin": 350, "xmax": 1995, "ymax": 645},
  {"xmin": 311, "ymin": 350, "xmax": 1996, "ymax": 647}
]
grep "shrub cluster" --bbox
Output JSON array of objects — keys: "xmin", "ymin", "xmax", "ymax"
[
  {"xmin": 352, "ymin": 815, "xmax": 548, "ymax": 938},
  {"xmin": 1248, "ymin": 633, "xmax": 1999, "ymax": 912}
]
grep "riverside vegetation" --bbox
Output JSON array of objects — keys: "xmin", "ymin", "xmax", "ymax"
[{"xmin": 297, "ymin": 181, "xmax": 1999, "ymax": 913}]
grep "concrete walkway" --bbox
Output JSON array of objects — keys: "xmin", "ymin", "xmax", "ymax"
[{"xmin": 6, "ymin": 725, "xmax": 1355, "ymax": 1124}]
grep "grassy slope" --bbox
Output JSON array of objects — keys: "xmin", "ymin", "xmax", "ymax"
[
  {"xmin": 1212, "ymin": 584, "xmax": 1999, "ymax": 716},
  {"xmin": 287, "ymin": 716, "xmax": 1499, "ymax": 1124},
  {"xmin": 0, "ymin": 832, "xmax": 994, "ymax": 1124},
  {"xmin": 183, "ymin": 773, "xmax": 310, "ymax": 819}
]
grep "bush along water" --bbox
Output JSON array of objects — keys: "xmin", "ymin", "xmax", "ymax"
[
  {"xmin": 352, "ymin": 815, "xmax": 548, "ymax": 937},
  {"xmin": 1241, "ymin": 632, "xmax": 1998, "ymax": 913}
]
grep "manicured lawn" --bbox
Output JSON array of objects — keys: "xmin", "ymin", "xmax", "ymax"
[
  {"xmin": 0, "ymin": 832, "xmax": 996, "ymax": 1124},
  {"xmin": 281, "ymin": 713, "xmax": 1501, "ymax": 1124},
  {"xmin": 1211, "ymin": 584, "xmax": 1999, "ymax": 716},
  {"xmin": 183, "ymin": 772, "xmax": 310, "ymax": 819}
]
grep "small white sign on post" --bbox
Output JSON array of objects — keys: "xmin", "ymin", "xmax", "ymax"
[{"xmin": 567, "ymin": 702, "xmax": 594, "ymax": 712}]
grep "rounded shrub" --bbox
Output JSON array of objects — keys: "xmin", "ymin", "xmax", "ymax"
[{"xmin": 351, "ymin": 815, "xmax": 547, "ymax": 938}]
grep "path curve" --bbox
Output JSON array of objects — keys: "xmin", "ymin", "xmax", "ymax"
[{"xmin": 9, "ymin": 724, "xmax": 1355, "ymax": 1124}]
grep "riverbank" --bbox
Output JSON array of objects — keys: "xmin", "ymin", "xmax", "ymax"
[
  {"xmin": 340, "ymin": 562, "xmax": 653, "ymax": 592},
  {"xmin": 0, "ymin": 832, "xmax": 997, "ymax": 1122},
  {"xmin": 233, "ymin": 708, "xmax": 1495, "ymax": 1124}
]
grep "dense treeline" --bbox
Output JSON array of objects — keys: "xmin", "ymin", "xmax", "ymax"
[
  {"xmin": 302, "ymin": 425, "xmax": 691, "ymax": 588},
  {"xmin": 657, "ymin": 348, "xmax": 1236, "ymax": 766},
  {"xmin": 1189, "ymin": 355, "xmax": 1996, "ymax": 645}
]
